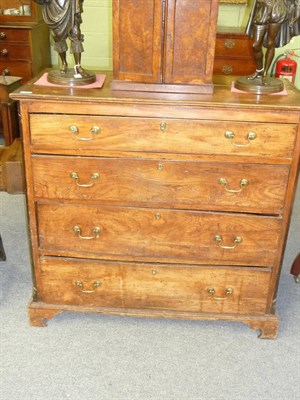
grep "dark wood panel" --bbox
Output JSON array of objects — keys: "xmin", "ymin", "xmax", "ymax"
[
  {"xmin": 214, "ymin": 29, "xmax": 255, "ymax": 76},
  {"xmin": 0, "ymin": 27, "xmax": 30, "ymax": 42},
  {"xmin": 0, "ymin": 43, "xmax": 31, "ymax": 60},
  {"xmin": 214, "ymin": 57, "xmax": 257, "ymax": 76}
]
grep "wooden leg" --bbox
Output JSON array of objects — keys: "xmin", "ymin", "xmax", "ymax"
[
  {"xmin": 28, "ymin": 305, "xmax": 62, "ymax": 327},
  {"xmin": 243, "ymin": 316, "xmax": 279, "ymax": 339},
  {"xmin": 0, "ymin": 234, "xmax": 6, "ymax": 261},
  {"xmin": 290, "ymin": 253, "xmax": 300, "ymax": 283}
]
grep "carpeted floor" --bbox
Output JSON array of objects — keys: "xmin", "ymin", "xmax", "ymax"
[{"xmin": 0, "ymin": 180, "xmax": 299, "ymax": 400}]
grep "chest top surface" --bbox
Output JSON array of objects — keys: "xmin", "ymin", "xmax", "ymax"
[{"xmin": 10, "ymin": 73, "xmax": 300, "ymax": 113}]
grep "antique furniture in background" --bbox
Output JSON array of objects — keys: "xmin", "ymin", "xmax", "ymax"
[
  {"xmin": 0, "ymin": 76, "xmax": 22, "ymax": 146},
  {"xmin": 0, "ymin": 0, "xmax": 51, "ymax": 81},
  {"xmin": 112, "ymin": 0, "xmax": 219, "ymax": 94},
  {"xmin": 0, "ymin": 138, "xmax": 25, "ymax": 193},
  {"xmin": 214, "ymin": 27, "xmax": 256, "ymax": 76},
  {"xmin": 11, "ymin": 74, "xmax": 300, "ymax": 338}
]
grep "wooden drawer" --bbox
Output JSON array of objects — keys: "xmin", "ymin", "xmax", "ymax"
[
  {"xmin": 0, "ymin": 43, "xmax": 31, "ymax": 60},
  {"xmin": 0, "ymin": 28, "xmax": 30, "ymax": 43},
  {"xmin": 39, "ymin": 257, "xmax": 123, "ymax": 307},
  {"xmin": 214, "ymin": 57, "xmax": 257, "ymax": 76},
  {"xmin": 215, "ymin": 36, "xmax": 253, "ymax": 58},
  {"xmin": 0, "ymin": 60, "xmax": 31, "ymax": 81},
  {"xmin": 32, "ymin": 155, "xmax": 289, "ymax": 214},
  {"xmin": 38, "ymin": 257, "xmax": 271, "ymax": 315},
  {"xmin": 37, "ymin": 204, "xmax": 282, "ymax": 266},
  {"xmin": 122, "ymin": 264, "xmax": 271, "ymax": 314},
  {"xmin": 29, "ymin": 114, "xmax": 297, "ymax": 158}
]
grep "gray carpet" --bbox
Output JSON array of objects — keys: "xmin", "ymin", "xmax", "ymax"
[{"xmin": 0, "ymin": 181, "xmax": 299, "ymax": 400}]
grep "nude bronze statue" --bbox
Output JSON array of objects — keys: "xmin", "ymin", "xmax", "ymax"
[
  {"xmin": 235, "ymin": 0, "xmax": 299, "ymax": 93},
  {"xmin": 33, "ymin": 0, "xmax": 95, "ymax": 85}
]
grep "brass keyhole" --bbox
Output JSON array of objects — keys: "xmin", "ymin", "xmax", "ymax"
[{"xmin": 160, "ymin": 122, "xmax": 167, "ymax": 132}]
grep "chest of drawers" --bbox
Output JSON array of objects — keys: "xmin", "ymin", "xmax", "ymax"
[{"xmin": 11, "ymin": 75, "xmax": 300, "ymax": 338}]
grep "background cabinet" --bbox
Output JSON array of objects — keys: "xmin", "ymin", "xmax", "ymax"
[
  {"xmin": 214, "ymin": 27, "xmax": 256, "ymax": 76},
  {"xmin": 0, "ymin": 1, "xmax": 42, "ymax": 23},
  {"xmin": 0, "ymin": 0, "xmax": 51, "ymax": 82},
  {"xmin": 0, "ymin": 76, "xmax": 21, "ymax": 145},
  {"xmin": 0, "ymin": 0, "xmax": 51, "ymax": 146}
]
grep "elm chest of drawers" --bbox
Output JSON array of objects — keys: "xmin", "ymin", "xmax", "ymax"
[{"xmin": 11, "ymin": 75, "xmax": 300, "ymax": 338}]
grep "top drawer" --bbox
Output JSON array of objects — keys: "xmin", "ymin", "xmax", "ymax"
[
  {"xmin": 215, "ymin": 35, "xmax": 253, "ymax": 58},
  {"xmin": 29, "ymin": 114, "xmax": 297, "ymax": 159}
]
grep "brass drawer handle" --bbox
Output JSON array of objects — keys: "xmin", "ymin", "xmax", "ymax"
[
  {"xmin": 224, "ymin": 131, "xmax": 257, "ymax": 147},
  {"xmin": 0, "ymin": 32, "xmax": 7, "ymax": 40},
  {"xmin": 207, "ymin": 287, "xmax": 234, "ymax": 300},
  {"xmin": 73, "ymin": 225, "xmax": 102, "ymax": 240},
  {"xmin": 222, "ymin": 64, "xmax": 233, "ymax": 75},
  {"xmin": 214, "ymin": 235, "xmax": 243, "ymax": 249},
  {"xmin": 219, "ymin": 178, "xmax": 249, "ymax": 193},
  {"xmin": 69, "ymin": 125, "xmax": 101, "ymax": 141},
  {"xmin": 0, "ymin": 48, "xmax": 8, "ymax": 56},
  {"xmin": 224, "ymin": 39, "xmax": 236, "ymax": 49},
  {"xmin": 70, "ymin": 172, "xmax": 100, "ymax": 187},
  {"xmin": 75, "ymin": 280, "xmax": 102, "ymax": 293}
]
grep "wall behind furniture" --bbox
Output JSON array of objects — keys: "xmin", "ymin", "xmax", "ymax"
[{"xmin": 49, "ymin": 0, "xmax": 300, "ymax": 89}]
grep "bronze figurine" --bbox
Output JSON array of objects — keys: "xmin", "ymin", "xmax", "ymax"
[
  {"xmin": 235, "ymin": 0, "xmax": 300, "ymax": 93},
  {"xmin": 33, "ymin": 0, "xmax": 95, "ymax": 85}
]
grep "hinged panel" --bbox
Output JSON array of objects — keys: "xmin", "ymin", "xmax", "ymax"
[
  {"xmin": 163, "ymin": 0, "xmax": 219, "ymax": 85},
  {"xmin": 113, "ymin": 0, "xmax": 164, "ymax": 83}
]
